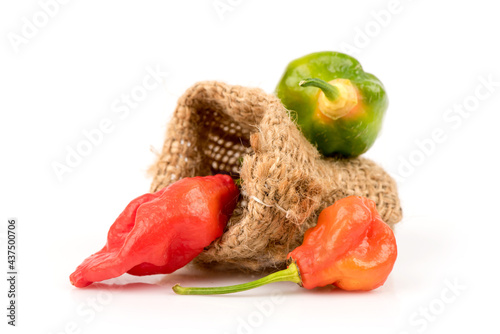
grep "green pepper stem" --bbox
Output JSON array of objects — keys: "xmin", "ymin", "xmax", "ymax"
[
  {"xmin": 299, "ymin": 78, "xmax": 339, "ymax": 101},
  {"xmin": 172, "ymin": 262, "xmax": 302, "ymax": 295}
]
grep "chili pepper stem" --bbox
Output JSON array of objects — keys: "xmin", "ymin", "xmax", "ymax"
[
  {"xmin": 299, "ymin": 78, "xmax": 339, "ymax": 101},
  {"xmin": 299, "ymin": 77, "xmax": 358, "ymax": 120},
  {"xmin": 172, "ymin": 261, "xmax": 302, "ymax": 295}
]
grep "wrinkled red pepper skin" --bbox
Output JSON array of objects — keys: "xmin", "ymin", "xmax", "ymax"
[
  {"xmin": 70, "ymin": 174, "xmax": 239, "ymax": 288},
  {"xmin": 288, "ymin": 196, "xmax": 397, "ymax": 290}
]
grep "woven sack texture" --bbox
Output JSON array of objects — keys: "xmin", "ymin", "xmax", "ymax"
[{"xmin": 150, "ymin": 81, "xmax": 402, "ymax": 272}]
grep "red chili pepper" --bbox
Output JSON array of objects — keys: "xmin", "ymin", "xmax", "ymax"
[
  {"xmin": 173, "ymin": 196, "xmax": 397, "ymax": 295},
  {"xmin": 70, "ymin": 175, "xmax": 239, "ymax": 288}
]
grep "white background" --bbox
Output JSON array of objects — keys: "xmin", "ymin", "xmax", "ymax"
[{"xmin": 1, "ymin": 0, "xmax": 499, "ymax": 333}]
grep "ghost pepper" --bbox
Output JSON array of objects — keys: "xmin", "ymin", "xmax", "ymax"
[
  {"xmin": 172, "ymin": 196, "xmax": 397, "ymax": 295},
  {"xmin": 275, "ymin": 51, "xmax": 388, "ymax": 157},
  {"xmin": 70, "ymin": 174, "xmax": 239, "ymax": 288}
]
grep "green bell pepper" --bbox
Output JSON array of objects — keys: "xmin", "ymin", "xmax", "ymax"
[{"xmin": 275, "ymin": 51, "xmax": 388, "ymax": 157}]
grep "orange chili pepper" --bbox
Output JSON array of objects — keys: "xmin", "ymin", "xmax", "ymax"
[
  {"xmin": 173, "ymin": 196, "xmax": 397, "ymax": 295},
  {"xmin": 70, "ymin": 175, "xmax": 239, "ymax": 288}
]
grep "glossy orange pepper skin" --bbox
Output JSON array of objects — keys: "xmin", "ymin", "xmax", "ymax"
[
  {"xmin": 70, "ymin": 174, "xmax": 239, "ymax": 288},
  {"xmin": 288, "ymin": 196, "xmax": 397, "ymax": 290}
]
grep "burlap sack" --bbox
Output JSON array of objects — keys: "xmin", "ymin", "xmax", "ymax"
[{"xmin": 150, "ymin": 81, "xmax": 402, "ymax": 272}]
